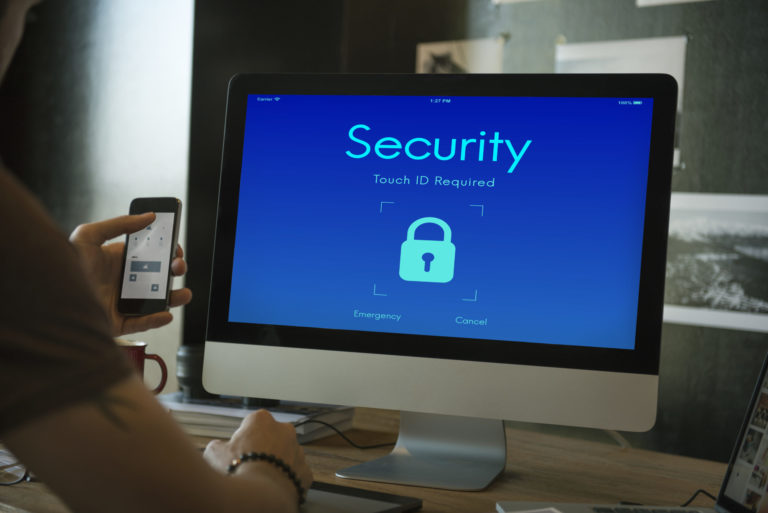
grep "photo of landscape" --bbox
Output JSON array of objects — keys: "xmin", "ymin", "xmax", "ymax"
[{"xmin": 663, "ymin": 194, "xmax": 768, "ymax": 332}]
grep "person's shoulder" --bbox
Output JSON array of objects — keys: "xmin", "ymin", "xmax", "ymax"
[
  {"xmin": 0, "ymin": 162, "xmax": 24, "ymax": 209},
  {"xmin": 0, "ymin": 161, "xmax": 29, "ymax": 199},
  {"xmin": 0, "ymin": 161, "xmax": 58, "ymax": 224},
  {"xmin": 0, "ymin": 159, "xmax": 14, "ymax": 183}
]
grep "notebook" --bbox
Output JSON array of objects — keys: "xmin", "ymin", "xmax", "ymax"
[
  {"xmin": 304, "ymin": 482, "xmax": 421, "ymax": 512},
  {"xmin": 498, "ymin": 354, "xmax": 768, "ymax": 513}
]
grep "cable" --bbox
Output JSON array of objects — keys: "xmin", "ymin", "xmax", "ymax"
[
  {"xmin": 294, "ymin": 419, "xmax": 396, "ymax": 450},
  {"xmin": 680, "ymin": 489, "xmax": 717, "ymax": 507}
]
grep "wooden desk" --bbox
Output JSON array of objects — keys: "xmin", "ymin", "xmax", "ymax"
[{"xmin": 0, "ymin": 409, "xmax": 727, "ymax": 513}]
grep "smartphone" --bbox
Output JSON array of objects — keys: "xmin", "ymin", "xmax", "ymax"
[{"xmin": 117, "ymin": 197, "xmax": 182, "ymax": 315}]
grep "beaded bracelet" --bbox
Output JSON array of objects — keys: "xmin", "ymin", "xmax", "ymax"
[{"xmin": 227, "ymin": 452, "xmax": 306, "ymax": 505}]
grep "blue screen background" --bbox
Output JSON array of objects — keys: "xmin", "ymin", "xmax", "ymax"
[{"xmin": 228, "ymin": 94, "xmax": 654, "ymax": 350}]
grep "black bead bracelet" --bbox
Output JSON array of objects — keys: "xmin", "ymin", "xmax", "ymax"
[{"xmin": 227, "ymin": 452, "xmax": 306, "ymax": 505}]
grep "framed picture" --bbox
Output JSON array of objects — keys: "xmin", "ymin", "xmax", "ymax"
[
  {"xmin": 663, "ymin": 193, "xmax": 768, "ymax": 333},
  {"xmin": 416, "ymin": 37, "xmax": 504, "ymax": 74},
  {"xmin": 637, "ymin": 0, "xmax": 713, "ymax": 6}
]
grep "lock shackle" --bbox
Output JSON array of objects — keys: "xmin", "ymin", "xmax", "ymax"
[{"xmin": 406, "ymin": 217, "xmax": 452, "ymax": 243}]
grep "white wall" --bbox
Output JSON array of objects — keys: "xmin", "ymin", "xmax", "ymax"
[{"xmin": 83, "ymin": 1, "xmax": 195, "ymax": 393}]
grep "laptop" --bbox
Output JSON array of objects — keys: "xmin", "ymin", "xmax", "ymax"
[{"xmin": 498, "ymin": 354, "xmax": 768, "ymax": 513}]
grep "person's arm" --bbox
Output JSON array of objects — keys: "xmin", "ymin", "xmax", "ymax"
[
  {"xmin": 3, "ymin": 376, "xmax": 313, "ymax": 513},
  {"xmin": 0, "ymin": 176, "xmax": 311, "ymax": 511}
]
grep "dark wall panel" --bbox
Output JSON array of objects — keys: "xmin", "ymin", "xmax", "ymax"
[
  {"xmin": 185, "ymin": 1, "xmax": 346, "ymax": 347},
  {"xmin": 344, "ymin": 0, "xmax": 468, "ymax": 73}
]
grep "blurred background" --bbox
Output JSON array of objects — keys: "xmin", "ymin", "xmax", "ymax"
[{"xmin": 0, "ymin": 0, "xmax": 765, "ymax": 463}]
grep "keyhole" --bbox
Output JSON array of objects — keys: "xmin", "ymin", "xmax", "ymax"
[{"xmin": 422, "ymin": 252, "xmax": 435, "ymax": 272}]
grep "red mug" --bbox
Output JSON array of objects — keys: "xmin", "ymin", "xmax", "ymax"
[{"xmin": 116, "ymin": 340, "xmax": 168, "ymax": 394}]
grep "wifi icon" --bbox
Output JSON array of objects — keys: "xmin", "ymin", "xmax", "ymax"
[{"xmin": 275, "ymin": 97, "xmax": 281, "ymax": 101}]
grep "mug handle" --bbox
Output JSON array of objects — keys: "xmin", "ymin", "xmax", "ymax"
[{"xmin": 144, "ymin": 353, "xmax": 168, "ymax": 394}]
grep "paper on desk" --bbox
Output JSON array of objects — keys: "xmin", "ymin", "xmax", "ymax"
[
  {"xmin": 502, "ymin": 508, "xmax": 563, "ymax": 513},
  {"xmin": 159, "ymin": 399, "xmax": 306, "ymax": 423}
]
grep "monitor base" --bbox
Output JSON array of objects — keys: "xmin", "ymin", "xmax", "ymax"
[{"xmin": 336, "ymin": 411, "xmax": 506, "ymax": 490}]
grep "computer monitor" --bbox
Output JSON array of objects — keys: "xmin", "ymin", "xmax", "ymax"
[{"xmin": 203, "ymin": 73, "xmax": 677, "ymax": 490}]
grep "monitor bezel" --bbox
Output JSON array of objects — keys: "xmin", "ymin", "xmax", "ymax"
[{"xmin": 207, "ymin": 73, "xmax": 677, "ymax": 376}]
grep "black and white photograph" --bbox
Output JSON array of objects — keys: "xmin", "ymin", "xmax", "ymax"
[
  {"xmin": 415, "ymin": 37, "xmax": 504, "ymax": 74},
  {"xmin": 663, "ymin": 193, "xmax": 768, "ymax": 333}
]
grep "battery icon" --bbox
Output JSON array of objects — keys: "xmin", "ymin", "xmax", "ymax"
[{"xmin": 633, "ymin": 100, "xmax": 643, "ymax": 105}]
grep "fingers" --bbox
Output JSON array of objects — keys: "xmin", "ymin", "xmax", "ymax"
[
  {"xmin": 203, "ymin": 439, "xmax": 227, "ymax": 472},
  {"xmin": 297, "ymin": 455, "xmax": 314, "ymax": 492},
  {"xmin": 236, "ymin": 409, "xmax": 277, "ymax": 434},
  {"xmin": 171, "ymin": 256, "xmax": 187, "ymax": 276},
  {"xmin": 169, "ymin": 287, "xmax": 192, "ymax": 308},
  {"xmin": 206, "ymin": 410, "xmax": 314, "ymax": 496},
  {"xmin": 238, "ymin": 411, "xmax": 310, "ymax": 478},
  {"xmin": 70, "ymin": 213, "xmax": 156, "ymax": 245},
  {"xmin": 171, "ymin": 245, "xmax": 186, "ymax": 276},
  {"xmin": 121, "ymin": 312, "xmax": 173, "ymax": 334},
  {"xmin": 118, "ymin": 289, "xmax": 190, "ymax": 334}
]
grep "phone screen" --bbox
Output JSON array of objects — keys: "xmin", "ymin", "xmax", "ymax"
[{"xmin": 120, "ymin": 212, "xmax": 176, "ymax": 300}]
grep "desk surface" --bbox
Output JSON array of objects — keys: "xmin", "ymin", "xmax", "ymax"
[{"xmin": 0, "ymin": 408, "xmax": 727, "ymax": 513}]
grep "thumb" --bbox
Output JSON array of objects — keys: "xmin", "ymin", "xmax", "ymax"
[{"xmin": 70, "ymin": 213, "xmax": 156, "ymax": 245}]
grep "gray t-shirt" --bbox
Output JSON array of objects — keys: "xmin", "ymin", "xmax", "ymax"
[{"xmin": 0, "ymin": 167, "xmax": 132, "ymax": 434}]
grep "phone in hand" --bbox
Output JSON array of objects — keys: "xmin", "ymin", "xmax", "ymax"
[{"xmin": 117, "ymin": 197, "xmax": 182, "ymax": 315}]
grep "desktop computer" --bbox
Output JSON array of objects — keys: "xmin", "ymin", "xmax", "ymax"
[{"xmin": 202, "ymin": 73, "xmax": 677, "ymax": 490}]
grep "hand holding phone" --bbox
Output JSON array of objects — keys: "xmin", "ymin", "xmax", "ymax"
[{"xmin": 118, "ymin": 197, "xmax": 182, "ymax": 315}]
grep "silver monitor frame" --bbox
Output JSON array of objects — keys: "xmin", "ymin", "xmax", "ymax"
[
  {"xmin": 203, "ymin": 73, "xmax": 676, "ymax": 490},
  {"xmin": 204, "ymin": 342, "xmax": 658, "ymax": 489}
]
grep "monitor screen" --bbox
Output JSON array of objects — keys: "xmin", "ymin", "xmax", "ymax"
[
  {"xmin": 207, "ymin": 73, "xmax": 675, "ymax": 379},
  {"xmin": 228, "ymin": 93, "xmax": 652, "ymax": 351}
]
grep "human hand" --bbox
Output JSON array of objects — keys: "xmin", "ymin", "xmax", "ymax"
[
  {"xmin": 204, "ymin": 410, "xmax": 313, "ymax": 502},
  {"xmin": 69, "ymin": 213, "xmax": 192, "ymax": 336}
]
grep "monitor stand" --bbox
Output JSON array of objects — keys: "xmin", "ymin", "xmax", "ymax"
[{"xmin": 336, "ymin": 411, "xmax": 506, "ymax": 490}]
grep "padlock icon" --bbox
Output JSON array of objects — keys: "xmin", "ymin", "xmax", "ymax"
[{"xmin": 399, "ymin": 217, "xmax": 456, "ymax": 283}]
